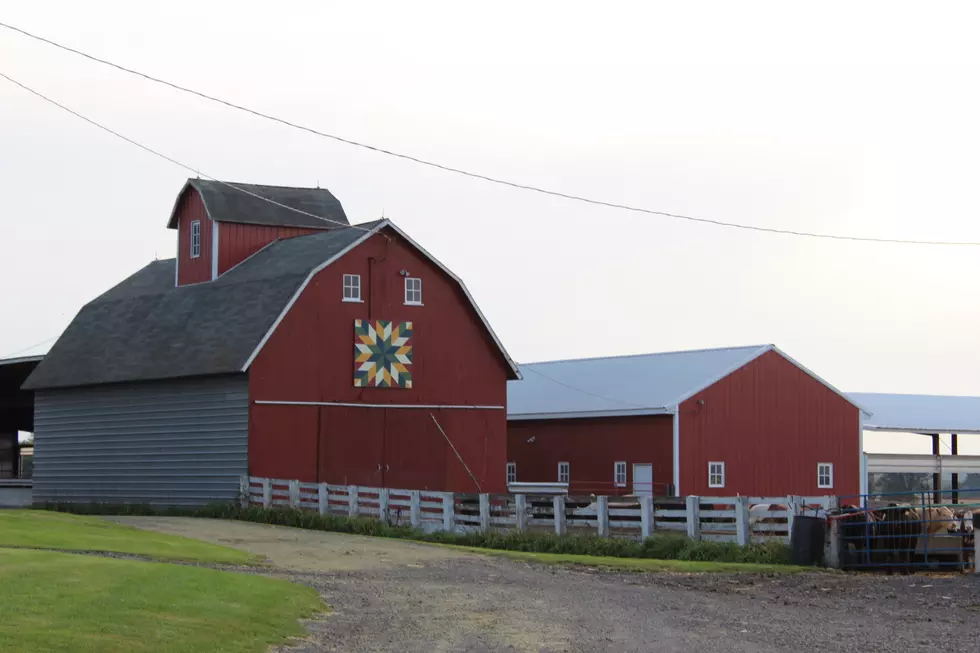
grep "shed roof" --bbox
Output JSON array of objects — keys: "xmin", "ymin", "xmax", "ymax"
[
  {"xmin": 508, "ymin": 344, "xmax": 863, "ymax": 420},
  {"xmin": 165, "ymin": 179, "xmax": 349, "ymax": 230},
  {"xmin": 848, "ymin": 392, "xmax": 980, "ymax": 434}
]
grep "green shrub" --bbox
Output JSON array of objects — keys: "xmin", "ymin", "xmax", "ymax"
[{"xmin": 37, "ymin": 502, "xmax": 793, "ymax": 566}]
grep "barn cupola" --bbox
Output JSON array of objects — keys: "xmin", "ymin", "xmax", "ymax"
[{"xmin": 166, "ymin": 179, "xmax": 349, "ymax": 286}]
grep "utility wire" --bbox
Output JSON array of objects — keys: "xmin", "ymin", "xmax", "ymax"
[
  {"xmin": 521, "ymin": 365, "xmax": 658, "ymax": 411},
  {"xmin": 0, "ymin": 70, "xmax": 369, "ymax": 232},
  {"xmin": 1, "ymin": 334, "xmax": 59, "ymax": 359},
  {"xmin": 3, "ymin": 21, "xmax": 979, "ymax": 247}
]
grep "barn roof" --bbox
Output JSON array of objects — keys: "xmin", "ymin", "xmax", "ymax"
[
  {"xmin": 847, "ymin": 392, "xmax": 980, "ymax": 434},
  {"xmin": 165, "ymin": 179, "xmax": 349, "ymax": 230},
  {"xmin": 25, "ymin": 219, "xmax": 520, "ymax": 390},
  {"xmin": 508, "ymin": 344, "xmax": 863, "ymax": 420}
]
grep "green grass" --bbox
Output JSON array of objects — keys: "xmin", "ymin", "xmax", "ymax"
[
  {"xmin": 0, "ymin": 548, "xmax": 322, "ymax": 653},
  {"xmin": 454, "ymin": 546, "xmax": 812, "ymax": 573},
  {"xmin": 0, "ymin": 510, "xmax": 256, "ymax": 564}
]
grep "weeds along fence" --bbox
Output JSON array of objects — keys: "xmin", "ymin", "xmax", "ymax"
[{"xmin": 243, "ymin": 476, "xmax": 832, "ymax": 546}]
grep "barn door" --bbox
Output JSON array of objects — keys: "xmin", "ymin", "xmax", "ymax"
[
  {"xmin": 318, "ymin": 406, "xmax": 384, "ymax": 487},
  {"xmin": 633, "ymin": 463, "xmax": 654, "ymax": 496},
  {"xmin": 382, "ymin": 409, "xmax": 448, "ymax": 490}
]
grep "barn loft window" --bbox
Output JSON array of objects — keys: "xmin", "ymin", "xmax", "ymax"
[
  {"xmin": 404, "ymin": 277, "xmax": 422, "ymax": 305},
  {"xmin": 190, "ymin": 220, "xmax": 201, "ymax": 259},
  {"xmin": 817, "ymin": 463, "xmax": 834, "ymax": 489},
  {"xmin": 506, "ymin": 462, "xmax": 517, "ymax": 484},
  {"xmin": 708, "ymin": 461, "xmax": 725, "ymax": 488},
  {"xmin": 343, "ymin": 274, "xmax": 362, "ymax": 302},
  {"xmin": 558, "ymin": 461, "xmax": 570, "ymax": 484},
  {"xmin": 614, "ymin": 461, "xmax": 627, "ymax": 487}
]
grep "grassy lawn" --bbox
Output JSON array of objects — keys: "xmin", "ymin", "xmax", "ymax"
[
  {"xmin": 456, "ymin": 546, "xmax": 813, "ymax": 574},
  {"xmin": 0, "ymin": 510, "xmax": 256, "ymax": 564},
  {"xmin": 0, "ymin": 548, "xmax": 323, "ymax": 653}
]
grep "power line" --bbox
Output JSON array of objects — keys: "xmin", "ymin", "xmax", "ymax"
[
  {"xmin": 1, "ymin": 334, "xmax": 59, "ymax": 360},
  {"xmin": 522, "ymin": 365, "xmax": 657, "ymax": 411},
  {"xmin": 0, "ymin": 71, "xmax": 367, "ymax": 232},
  {"xmin": 2, "ymin": 22, "xmax": 979, "ymax": 247}
]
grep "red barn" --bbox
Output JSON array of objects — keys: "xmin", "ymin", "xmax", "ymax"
[
  {"xmin": 507, "ymin": 345, "xmax": 865, "ymax": 498},
  {"xmin": 24, "ymin": 179, "xmax": 518, "ymax": 505}
]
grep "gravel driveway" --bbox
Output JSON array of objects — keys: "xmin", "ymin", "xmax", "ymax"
[{"xmin": 110, "ymin": 517, "xmax": 980, "ymax": 653}]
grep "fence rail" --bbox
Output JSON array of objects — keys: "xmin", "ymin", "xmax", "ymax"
[{"xmin": 243, "ymin": 476, "xmax": 831, "ymax": 546}]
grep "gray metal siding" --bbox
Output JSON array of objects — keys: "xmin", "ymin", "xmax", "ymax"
[{"xmin": 33, "ymin": 375, "xmax": 247, "ymax": 506}]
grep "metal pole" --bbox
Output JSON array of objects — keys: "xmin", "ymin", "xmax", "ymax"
[
  {"xmin": 932, "ymin": 434, "xmax": 941, "ymax": 505},
  {"xmin": 951, "ymin": 433, "xmax": 959, "ymax": 504}
]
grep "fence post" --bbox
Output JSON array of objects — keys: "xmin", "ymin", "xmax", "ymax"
[
  {"xmin": 410, "ymin": 490, "xmax": 422, "ymax": 528},
  {"xmin": 348, "ymin": 485, "xmax": 359, "ymax": 518},
  {"xmin": 974, "ymin": 514, "xmax": 979, "ymax": 575},
  {"xmin": 597, "ymin": 495, "xmax": 610, "ymax": 537},
  {"xmin": 640, "ymin": 495, "xmax": 653, "ymax": 538},
  {"xmin": 442, "ymin": 493, "xmax": 454, "ymax": 532},
  {"xmin": 288, "ymin": 480, "xmax": 300, "ymax": 508},
  {"xmin": 262, "ymin": 478, "xmax": 272, "ymax": 509},
  {"xmin": 553, "ymin": 495, "xmax": 566, "ymax": 536},
  {"xmin": 786, "ymin": 495, "xmax": 801, "ymax": 539},
  {"xmin": 686, "ymin": 495, "xmax": 701, "ymax": 541},
  {"xmin": 379, "ymin": 488, "xmax": 390, "ymax": 523},
  {"xmin": 826, "ymin": 495, "xmax": 840, "ymax": 568},
  {"xmin": 478, "ymin": 493, "xmax": 491, "ymax": 532},
  {"xmin": 318, "ymin": 483, "xmax": 328, "ymax": 516},
  {"xmin": 735, "ymin": 495, "xmax": 750, "ymax": 546},
  {"xmin": 515, "ymin": 494, "xmax": 527, "ymax": 532},
  {"xmin": 239, "ymin": 476, "xmax": 249, "ymax": 508}
]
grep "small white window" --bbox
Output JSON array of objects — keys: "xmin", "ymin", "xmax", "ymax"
[
  {"xmin": 404, "ymin": 277, "xmax": 422, "ymax": 305},
  {"xmin": 817, "ymin": 463, "xmax": 834, "ymax": 489},
  {"xmin": 342, "ymin": 274, "xmax": 361, "ymax": 302},
  {"xmin": 558, "ymin": 461, "xmax": 570, "ymax": 484},
  {"xmin": 614, "ymin": 461, "xmax": 627, "ymax": 486},
  {"xmin": 190, "ymin": 220, "xmax": 201, "ymax": 259},
  {"xmin": 708, "ymin": 461, "xmax": 725, "ymax": 488},
  {"xmin": 506, "ymin": 462, "xmax": 517, "ymax": 484}
]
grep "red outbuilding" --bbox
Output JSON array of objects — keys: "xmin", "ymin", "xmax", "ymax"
[
  {"xmin": 25, "ymin": 179, "xmax": 519, "ymax": 505},
  {"xmin": 507, "ymin": 345, "xmax": 866, "ymax": 498}
]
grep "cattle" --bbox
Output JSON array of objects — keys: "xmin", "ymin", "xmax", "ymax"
[
  {"xmin": 877, "ymin": 504, "xmax": 920, "ymax": 574},
  {"xmin": 837, "ymin": 505, "xmax": 883, "ymax": 569}
]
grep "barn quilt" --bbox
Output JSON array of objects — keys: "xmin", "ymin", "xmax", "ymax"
[{"xmin": 354, "ymin": 320, "xmax": 413, "ymax": 388}]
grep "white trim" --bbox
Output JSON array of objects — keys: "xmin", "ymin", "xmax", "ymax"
[
  {"xmin": 668, "ymin": 346, "xmax": 770, "ymax": 408},
  {"xmin": 817, "ymin": 462, "xmax": 834, "ymax": 489},
  {"xmin": 240, "ymin": 227, "xmax": 380, "ymax": 371},
  {"xmin": 240, "ymin": 219, "xmax": 521, "ymax": 379},
  {"xmin": 211, "ymin": 220, "xmax": 220, "ymax": 280},
  {"xmin": 0, "ymin": 355, "xmax": 44, "ymax": 367},
  {"xmin": 506, "ymin": 461, "xmax": 517, "ymax": 484},
  {"xmin": 861, "ymin": 424, "xmax": 980, "ymax": 435},
  {"xmin": 866, "ymin": 452, "xmax": 980, "ymax": 475},
  {"xmin": 174, "ymin": 215, "xmax": 180, "ymax": 286},
  {"xmin": 254, "ymin": 400, "xmax": 505, "ymax": 410},
  {"xmin": 672, "ymin": 411, "xmax": 681, "ymax": 496},
  {"xmin": 858, "ymin": 419, "xmax": 865, "ymax": 491},
  {"xmin": 343, "ymin": 273, "xmax": 362, "ymax": 302},
  {"xmin": 190, "ymin": 220, "xmax": 201, "ymax": 259},
  {"xmin": 508, "ymin": 407, "xmax": 672, "ymax": 420},
  {"xmin": 404, "ymin": 277, "xmax": 423, "ymax": 305},
  {"xmin": 708, "ymin": 461, "xmax": 725, "ymax": 488},
  {"xmin": 614, "ymin": 461, "xmax": 627, "ymax": 486},
  {"xmin": 557, "ymin": 461, "xmax": 570, "ymax": 484},
  {"xmin": 769, "ymin": 345, "xmax": 871, "ymax": 416}
]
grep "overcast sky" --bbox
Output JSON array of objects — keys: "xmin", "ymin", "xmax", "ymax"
[{"xmin": 2, "ymin": 2, "xmax": 978, "ymax": 451}]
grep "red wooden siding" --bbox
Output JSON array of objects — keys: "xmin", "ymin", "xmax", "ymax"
[
  {"xmin": 217, "ymin": 222, "xmax": 322, "ymax": 275},
  {"xmin": 506, "ymin": 416, "xmax": 674, "ymax": 495},
  {"xmin": 678, "ymin": 350, "xmax": 860, "ymax": 497},
  {"xmin": 247, "ymin": 228, "xmax": 510, "ymax": 493},
  {"xmin": 174, "ymin": 191, "xmax": 213, "ymax": 286}
]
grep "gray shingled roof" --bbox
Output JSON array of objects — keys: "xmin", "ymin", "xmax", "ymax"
[
  {"xmin": 23, "ymin": 224, "xmax": 379, "ymax": 390},
  {"xmin": 166, "ymin": 179, "xmax": 349, "ymax": 230}
]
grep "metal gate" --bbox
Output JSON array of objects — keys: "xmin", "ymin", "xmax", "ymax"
[{"xmin": 834, "ymin": 487, "xmax": 977, "ymax": 572}]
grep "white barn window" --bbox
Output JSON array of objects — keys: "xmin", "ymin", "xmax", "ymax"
[
  {"xmin": 404, "ymin": 277, "xmax": 422, "ymax": 305},
  {"xmin": 817, "ymin": 462, "xmax": 834, "ymax": 489},
  {"xmin": 558, "ymin": 461, "xmax": 570, "ymax": 484},
  {"xmin": 343, "ymin": 274, "xmax": 361, "ymax": 302},
  {"xmin": 614, "ymin": 461, "xmax": 627, "ymax": 486},
  {"xmin": 190, "ymin": 220, "xmax": 201, "ymax": 258},
  {"xmin": 506, "ymin": 462, "xmax": 517, "ymax": 484},
  {"xmin": 708, "ymin": 461, "xmax": 725, "ymax": 488}
]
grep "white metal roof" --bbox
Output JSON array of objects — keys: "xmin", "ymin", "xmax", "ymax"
[
  {"xmin": 849, "ymin": 392, "xmax": 980, "ymax": 434},
  {"xmin": 509, "ymin": 345, "xmax": 772, "ymax": 419},
  {"xmin": 0, "ymin": 355, "xmax": 44, "ymax": 368}
]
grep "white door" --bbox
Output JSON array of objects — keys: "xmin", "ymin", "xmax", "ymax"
[{"xmin": 633, "ymin": 463, "xmax": 653, "ymax": 496}]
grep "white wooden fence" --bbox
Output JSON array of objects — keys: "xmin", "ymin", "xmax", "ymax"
[{"xmin": 242, "ymin": 476, "xmax": 832, "ymax": 546}]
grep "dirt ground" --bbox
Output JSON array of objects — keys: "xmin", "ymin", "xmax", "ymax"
[{"xmin": 110, "ymin": 517, "xmax": 980, "ymax": 653}]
